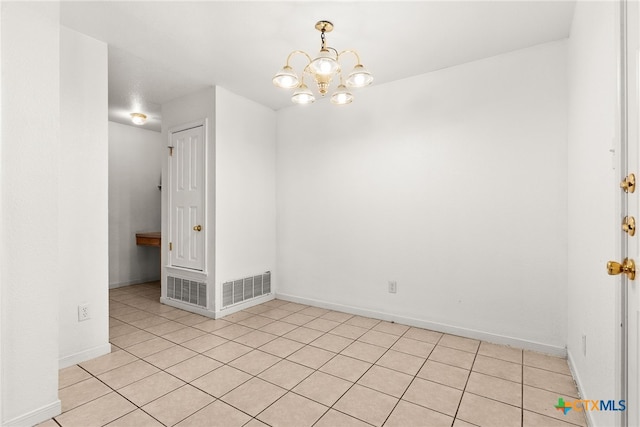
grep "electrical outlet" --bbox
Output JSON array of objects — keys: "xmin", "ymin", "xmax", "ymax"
[
  {"xmin": 78, "ymin": 304, "xmax": 90, "ymax": 322},
  {"xmin": 582, "ymin": 334, "xmax": 587, "ymax": 356},
  {"xmin": 388, "ymin": 281, "xmax": 397, "ymax": 294}
]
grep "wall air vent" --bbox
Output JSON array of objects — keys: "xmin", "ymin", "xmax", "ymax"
[
  {"xmin": 222, "ymin": 271, "xmax": 271, "ymax": 307},
  {"xmin": 166, "ymin": 276, "xmax": 207, "ymax": 308}
]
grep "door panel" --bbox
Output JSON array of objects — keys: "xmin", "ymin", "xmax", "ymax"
[{"xmin": 169, "ymin": 125, "xmax": 205, "ymax": 271}]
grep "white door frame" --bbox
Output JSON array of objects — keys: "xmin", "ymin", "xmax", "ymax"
[{"xmin": 617, "ymin": 1, "xmax": 639, "ymax": 425}]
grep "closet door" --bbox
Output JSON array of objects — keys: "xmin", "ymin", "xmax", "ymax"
[{"xmin": 169, "ymin": 125, "xmax": 205, "ymax": 271}]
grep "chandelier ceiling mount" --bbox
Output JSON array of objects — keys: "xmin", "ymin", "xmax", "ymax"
[{"xmin": 315, "ymin": 20, "xmax": 334, "ymax": 33}]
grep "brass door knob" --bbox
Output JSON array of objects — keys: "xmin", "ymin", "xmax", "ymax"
[
  {"xmin": 621, "ymin": 173, "xmax": 636, "ymax": 193},
  {"xmin": 193, "ymin": 225, "xmax": 202, "ymax": 232},
  {"xmin": 607, "ymin": 258, "xmax": 636, "ymax": 280},
  {"xmin": 623, "ymin": 216, "xmax": 636, "ymax": 236}
]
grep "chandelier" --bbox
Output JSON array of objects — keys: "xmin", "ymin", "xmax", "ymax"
[{"xmin": 272, "ymin": 20, "xmax": 373, "ymax": 105}]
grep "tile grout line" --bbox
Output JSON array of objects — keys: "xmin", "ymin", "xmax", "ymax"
[
  {"xmin": 157, "ymin": 311, "xmax": 365, "ymax": 424},
  {"xmin": 142, "ymin": 311, "xmax": 437, "ymax": 422},
  {"xmin": 451, "ymin": 340, "xmax": 481, "ymax": 425},
  {"xmin": 315, "ymin": 327, "xmax": 403, "ymax": 427},
  {"xmin": 234, "ymin": 320, "xmax": 408, "ymax": 426},
  {"xmin": 377, "ymin": 327, "xmax": 439, "ymax": 426},
  {"xmin": 56, "ymin": 363, "xmax": 167, "ymax": 427},
  {"xmin": 106, "ymin": 325, "xmax": 267, "ymax": 426},
  {"xmin": 522, "ymin": 347, "xmax": 525, "ymax": 427},
  {"xmin": 106, "ymin": 311, "xmax": 264, "ymax": 423},
  {"xmin": 87, "ymin": 285, "xmax": 578, "ymax": 427}
]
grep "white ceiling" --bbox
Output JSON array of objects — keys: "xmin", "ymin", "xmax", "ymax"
[{"xmin": 60, "ymin": 1, "xmax": 576, "ymax": 132}]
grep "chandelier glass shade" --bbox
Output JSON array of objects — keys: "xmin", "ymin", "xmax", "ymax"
[
  {"xmin": 273, "ymin": 21, "xmax": 373, "ymax": 105},
  {"xmin": 272, "ymin": 66, "xmax": 299, "ymax": 89},
  {"xmin": 291, "ymin": 82, "xmax": 315, "ymax": 105},
  {"xmin": 330, "ymin": 84, "xmax": 353, "ymax": 105}
]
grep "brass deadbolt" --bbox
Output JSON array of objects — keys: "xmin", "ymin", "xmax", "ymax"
[
  {"xmin": 623, "ymin": 216, "xmax": 636, "ymax": 236},
  {"xmin": 621, "ymin": 173, "xmax": 636, "ymax": 193},
  {"xmin": 607, "ymin": 258, "xmax": 636, "ymax": 280}
]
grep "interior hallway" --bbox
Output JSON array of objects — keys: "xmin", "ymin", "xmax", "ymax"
[{"xmin": 41, "ymin": 282, "xmax": 586, "ymax": 427}]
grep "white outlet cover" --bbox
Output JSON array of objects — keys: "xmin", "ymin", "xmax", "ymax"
[
  {"xmin": 388, "ymin": 281, "xmax": 397, "ymax": 293},
  {"xmin": 78, "ymin": 304, "xmax": 90, "ymax": 321}
]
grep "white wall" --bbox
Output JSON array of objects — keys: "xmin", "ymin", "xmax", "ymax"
[
  {"xmin": 277, "ymin": 41, "xmax": 568, "ymax": 353},
  {"xmin": 58, "ymin": 27, "xmax": 110, "ymax": 369},
  {"xmin": 215, "ymin": 87, "xmax": 277, "ymax": 310},
  {"xmin": 161, "ymin": 87, "xmax": 215, "ymax": 312},
  {"xmin": 1, "ymin": 2, "xmax": 62, "ymax": 425},
  {"xmin": 161, "ymin": 87, "xmax": 277, "ymax": 316},
  {"xmin": 567, "ymin": 2, "xmax": 617, "ymax": 426},
  {"xmin": 109, "ymin": 121, "xmax": 163, "ymax": 288}
]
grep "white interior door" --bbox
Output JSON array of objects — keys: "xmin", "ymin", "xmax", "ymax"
[
  {"xmin": 628, "ymin": 2, "xmax": 640, "ymax": 424},
  {"xmin": 169, "ymin": 125, "xmax": 205, "ymax": 271},
  {"xmin": 616, "ymin": 2, "xmax": 640, "ymax": 424}
]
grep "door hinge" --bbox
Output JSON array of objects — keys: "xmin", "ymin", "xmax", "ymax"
[
  {"xmin": 169, "ymin": 242, "xmax": 173, "ymax": 251},
  {"xmin": 168, "ymin": 146, "xmax": 174, "ymax": 156}
]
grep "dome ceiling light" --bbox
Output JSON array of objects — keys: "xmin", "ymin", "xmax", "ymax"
[
  {"xmin": 130, "ymin": 112, "xmax": 147, "ymax": 125},
  {"xmin": 273, "ymin": 20, "xmax": 373, "ymax": 105}
]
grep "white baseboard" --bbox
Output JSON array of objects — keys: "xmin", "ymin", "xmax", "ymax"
[
  {"xmin": 160, "ymin": 293, "xmax": 275, "ymax": 319},
  {"xmin": 566, "ymin": 350, "xmax": 582, "ymax": 398},
  {"xmin": 567, "ymin": 350, "xmax": 594, "ymax": 427},
  {"xmin": 276, "ymin": 292, "xmax": 567, "ymax": 357},
  {"xmin": 216, "ymin": 294, "xmax": 275, "ymax": 319},
  {"xmin": 58, "ymin": 343, "xmax": 111, "ymax": 369},
  {"xmin": 109, "ymin": 277, "xmax": 160, "ymax": 289},
  {"xmin": 160, "ymin": 297, "xmax": 216, "ymax": 318},
  {"xmin": 3, "ymin": 399, "xmax": 61, "ymax": 427}
]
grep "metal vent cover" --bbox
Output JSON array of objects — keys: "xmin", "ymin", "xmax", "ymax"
[
  {"xmin": 166, "ymin": 276, "xmax": 207, "ymax": 308},
  {"xmin": 222, "ymin": 271, "xmax": 271, "ymax": 307}
]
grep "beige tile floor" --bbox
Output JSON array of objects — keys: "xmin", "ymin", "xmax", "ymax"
[{"xmin": 40, "ymin": 282, "xmax": 587, "ymax": 427}]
